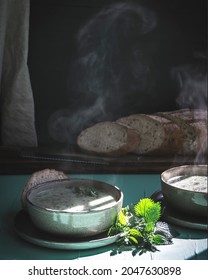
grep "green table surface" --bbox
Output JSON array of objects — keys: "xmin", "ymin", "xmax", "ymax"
[{"xmin": 0, "ymin": 174, "xmax": 207, "ymax": 260}]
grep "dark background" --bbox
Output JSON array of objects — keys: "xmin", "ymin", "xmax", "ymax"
[{"xmin": 28, "ymin": 0, "xmax": 207, "ymax": 147}]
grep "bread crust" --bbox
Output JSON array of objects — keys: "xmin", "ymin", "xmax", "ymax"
[
  {"xmin": 180, "ymin": 119, "xmax": 208, "ymax": 155},
  {"xmin": 157, "ymin": 109, "xmax": 207, "ymax": 155},
  {"xmin": 76, "ymin": 109, "xmax": 207, "ymax": 157},
  {"xmin": 117, "ymin": 114, "xmax": 183, "ymax": 155}
]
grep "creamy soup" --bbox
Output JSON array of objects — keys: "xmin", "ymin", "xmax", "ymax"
[
  {"xmin": 168, "ymin": 175, "xmax": 207, "ymax": 192},
  {"xmin": 28, "ymin": 185, "xmax": 117, "ymax": 212}
]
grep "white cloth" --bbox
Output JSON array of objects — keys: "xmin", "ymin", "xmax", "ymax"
[{"xmin": 0, "ymin": 0, "xmax": 37, "ymax": 146}]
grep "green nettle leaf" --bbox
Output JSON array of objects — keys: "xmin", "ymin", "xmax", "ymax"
[
  {"xmin": 129, "ymin": 236, "xmax": 139, "ymax": 245},
  {"xmin": 129, "ymin": 228, "xmax": 142, "ymax": 238},
  {"xmin": 118, "ymin": 210, "xmax": 127, "ymax": 226},
  {"xmin": 134, "ymin": 198, "xmax": 155, "ymax": 217},
  {"xmin": 153, "ymin": 234, "xmax": 164, "ymax": 245},
  {"xmin": 145, "ymin": 222, "xmax": 155, "ymax": 232},
  {"xmin": 108, "ymin": 197, "xmax": 173, "ymax": 256},
  {"xmin": 145, "ymin": 203, "xmax": 161, "ymax": 224},
  {"xmin": 153, "ymin": 234, "xmax": 171, "ymax": 245}
]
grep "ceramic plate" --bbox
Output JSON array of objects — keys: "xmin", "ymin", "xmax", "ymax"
[
  {"xmin": 14, "ymin": 210, "xmax": 120, "ymax": 250},
  {"xmin": 151, "ymin": 190, "xmax": 207, "ymax": 231},
  {"xmin": 163, "ymin": 207, "xmax": 208, "ymax": 231}
]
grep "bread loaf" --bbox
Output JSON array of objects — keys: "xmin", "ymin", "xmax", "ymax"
[
  {"xmin": 21, "ymin": 169, "xmax": 68, "ymax": 209},
  {"xmin": 117, "ymin": 114, "xmax": 183, "ymax": 155},
  {"xmin": 157, "ymin": 109, "xmax": 207, "ymax": 155},
  {"xmin": 77, "ymin": 109, "xmax": 207, "ymax": 157},
  {"xmin": 181, "ymin": 119, "xmax": 207, "ymax": 155},
  {"xmin": 77, "ymin": 121, "xmax": 140, "ymax": 156}
]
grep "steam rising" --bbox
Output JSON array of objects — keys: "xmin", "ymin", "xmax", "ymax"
[
  {"xmin": 74, "ymin": 3, "xmax": 157, "ymax": 104},
  {"xmin": 48, "ymin": 3, "xmax": 158, "ymax": 143},
  {"xmin": 48, "ymin": 97, "xmax": 106, "ymax": 143},
  {"xmin": 48, "ymin": 2, "xmax": 207, "ymax": 158},
  {"xmin": 173, "ymin": 52, "xmax": 207, "ymax": 110},
  {"xmin": 172, "ymin": 52, "xmax": 207, "ymax": 163}
]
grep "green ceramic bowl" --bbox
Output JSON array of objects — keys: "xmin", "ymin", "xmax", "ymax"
[
  {"xmin": 26, "ymin": 179, "xmax": 123, "ymax": 237},
  {"xmin": 161, "ymin": 165, "xmax": 208, "ymax": 217}
]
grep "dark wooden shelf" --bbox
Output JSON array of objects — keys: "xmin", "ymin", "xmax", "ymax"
[{"xmin": 0, "ymin": 146, "xmax": 207, "ymax": 174}]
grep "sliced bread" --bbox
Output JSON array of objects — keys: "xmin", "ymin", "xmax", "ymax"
[
  {"xmin": 21, "ymin": 169, "xmax": 68, "ymax": 209},
  {"xmin": 77, "ymin": 121, "xmax": 140, "ymax": 156},
  {"xmin": 157, "ymin": 109, "xmax": 207, "ymax": 155},
  {"xmin": 76, "ymin": 109, "xmax": 207, "ymax": 157},
  {"xmin": 179, "ymin": 119, "xmax": 208, "ymax": 155},
  {"xmin": 117, "ymin": 114, "xmax": 183, "ymax": 155}
]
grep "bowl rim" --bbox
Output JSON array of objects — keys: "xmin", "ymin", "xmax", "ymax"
[
  {"xmin": 161, "ymin": 164, "xmax": 208, "ymax": 194},
  {"xmin": 25, "ymin": 178, "xmax": 124, "ymax": 214}
]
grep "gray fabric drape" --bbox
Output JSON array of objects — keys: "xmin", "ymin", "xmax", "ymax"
[{"xmin": 0, "ymin": 0, "xmax": 37, "ymax": 146}]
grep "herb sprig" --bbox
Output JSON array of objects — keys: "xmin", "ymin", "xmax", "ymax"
[{"xmin": 108, "ymin": 198, "xmax": 173, "ymax": 256}]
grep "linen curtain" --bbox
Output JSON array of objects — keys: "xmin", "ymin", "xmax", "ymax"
[{"xmin": 0, "ymin": 0, "xmax": 37, "ymax": 146}]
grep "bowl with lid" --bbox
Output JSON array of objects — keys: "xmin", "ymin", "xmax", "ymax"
[
  {"xmin": 161, "ymin": 165, "xmax": 208, "ymax": 217},
  {"xmin": 25, "ymin": 178, "xmax": 123, "ymax": 237}
]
